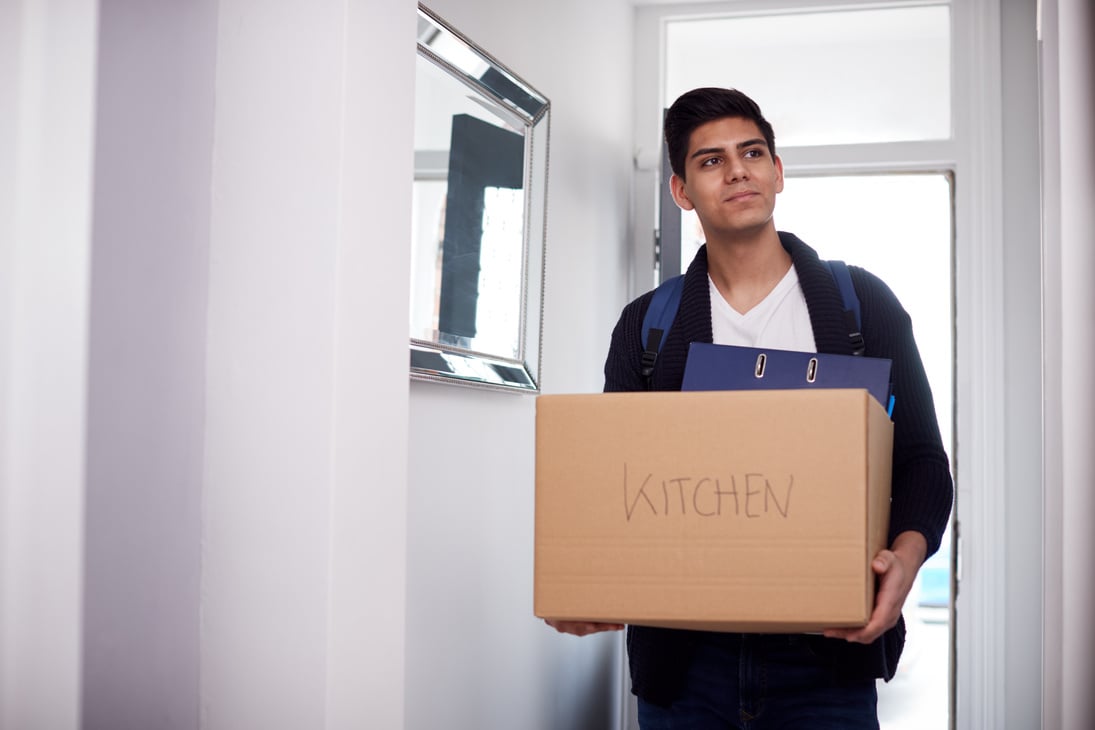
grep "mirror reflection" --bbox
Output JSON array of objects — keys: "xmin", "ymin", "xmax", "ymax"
[{"xmin": 410, "ymin": 4, "xmax": 549, "ymax": 392}]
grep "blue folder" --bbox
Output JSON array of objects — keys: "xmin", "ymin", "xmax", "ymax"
[{"xmin": 681, "ymin": 342, "xmax": 893, "ymax": 413}]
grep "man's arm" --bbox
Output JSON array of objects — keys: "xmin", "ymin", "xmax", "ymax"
[
  {"xmin": 855, "ymin": 267, "xmax": 953, "ymax": 556},
  {"xmin": 604, "ymin": 294, "xmax": 656, "ymax": 393}
]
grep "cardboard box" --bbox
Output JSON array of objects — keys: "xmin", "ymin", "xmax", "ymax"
[{"xmin": 534, "ymin": 389, "xmax": 892, "ymax": 633}]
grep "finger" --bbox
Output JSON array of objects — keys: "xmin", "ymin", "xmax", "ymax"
[
  {"xmin": 823, "ymin": 623, "xmax": 877, "ymax": 643},
  {"xmin": 545, "ymin": 619, "xmax": 578, "ymax": 634},
  {"xmin": 573, "ymin": 622, "xmax": 624, "ymax": 636},
  {"xmin": 838, "ymin": 620, "xmax": 885, "ymax": 644},
  {"xmin": 825, "ymin": 612, "xmax": 887, "ymax": 643},
  {"xmin": 583, "ymin": 622, "xmax": 624, "ymax": 634},
  {"xmin": 544, "ymin": 620, "xmax": 624, "ymax": 636}
]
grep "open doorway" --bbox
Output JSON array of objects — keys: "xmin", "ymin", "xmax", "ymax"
[{"xmin": 636, "ymin": 4, "xmax": 958, "ymax": 728}]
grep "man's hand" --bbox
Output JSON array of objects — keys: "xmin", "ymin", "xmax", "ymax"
[
  {"xmin": 544, "ymin": 620, "xmax": 625, "ymax": 637},
  {"xmin": 823, "ymin": 530, "xmax": 928, "ymax": 645}
]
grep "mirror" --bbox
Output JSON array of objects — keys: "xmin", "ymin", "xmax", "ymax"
[{"xmin": 410, "ymin": 4, "xmax": 550, "ymax": 392}]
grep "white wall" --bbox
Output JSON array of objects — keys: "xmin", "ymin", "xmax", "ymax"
[
  {"xmin": 1, "ymin": 0, "xmax": 415, "ymax": 727},
  {"xmin": 200, "ymin": 1, "xmax": 413, "ymax": 728},
  {"xmin": 1041, "ymin": 0, "xmax": 1095, "ymax": 726},
  {"xmin": 200, "ymin": 0, "xmax": 344, "ymax": 723},
  {"xmin": 81, "ymin": 1, "xmax": 216, "ymax": 727},
  {"xmin": 324, "ymin": 3, "xmax": 416, "ymax": 726},
  {"xmin": 0, "ymin": 1, "xmax": 98, "ymax": 728},
  {"xmin": 404, "ymin": 1, "xmax": 634, "ymax": 728}
]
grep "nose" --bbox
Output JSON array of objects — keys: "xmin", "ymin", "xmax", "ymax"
[{"xmin": 724, "ymin": 156, "xmax": 748, "ymax": 182}]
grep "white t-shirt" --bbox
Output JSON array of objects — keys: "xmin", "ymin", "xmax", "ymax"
[{"xmin": 709, "ymin": 265, "xmax": 816, "ymax": 351}]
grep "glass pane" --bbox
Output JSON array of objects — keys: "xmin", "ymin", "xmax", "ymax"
[
  {"xmin": 410, "ymin": 181, "xmax": 525, "ymax": 359},
  {"xmin": 665, "ymin": 5, "xmax": 951, "ymax": 146},
  {"xmin": 475, "ymin": 186, "xmax": 524, "ymax": 357}
]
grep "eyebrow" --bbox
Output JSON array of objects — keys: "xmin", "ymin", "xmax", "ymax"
[{"xmin": 689, "ymin": 138, "xmax": 768, "ymax": 160}]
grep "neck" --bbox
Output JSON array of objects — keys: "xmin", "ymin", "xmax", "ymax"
[{"xmin": 704, "ymin": 227, "xmax": 792, "ymax": 314}]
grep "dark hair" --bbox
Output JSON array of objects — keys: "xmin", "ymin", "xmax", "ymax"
[{"xmin": 663, "ymin": 88, "xmax": 776, "ymax": 180}]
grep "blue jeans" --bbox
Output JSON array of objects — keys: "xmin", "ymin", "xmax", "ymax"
[{"xmin": 636, "ymin": 634, "xmax": 879, "ymax": 730}]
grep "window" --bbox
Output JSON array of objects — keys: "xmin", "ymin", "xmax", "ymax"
[{"xmin": 665, "ymin": 6, "xmax": 951, "ymax": 146}]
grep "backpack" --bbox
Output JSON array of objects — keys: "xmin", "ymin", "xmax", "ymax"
[{"xmin": 640, "ymin": 260, "xmax": 864, "ymax": 387}]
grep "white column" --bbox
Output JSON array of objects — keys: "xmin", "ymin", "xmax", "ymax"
[
  {"xmin": 201, "ymin": 0, "xmax": 414, "ymax": 727},
  {"xmin": 201, "ymin": 1, "xmax": 344, "ymax": 725},
  {"xmin": 80, "ymin": 1, "xmax": 217, "ymax": 726},
  {"xmin": 1056, "ymin": 0, "xmax": 1095, "ymax": 726},
  {"xmin": 1042, "ymin": 0, "xmax": 1095, "ymax": 727},
  {"xmin": 324, "ymin": 1, "xmax": 414, "ymax": 727},
  {"xmin": 0, "ymin": 1, "xmax": 98, "ymax": 728}
]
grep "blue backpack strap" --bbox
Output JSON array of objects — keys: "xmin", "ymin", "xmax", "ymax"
[
  {"xmin": 824, "ymin": 260, "xmax": 865, "ymax": 356},
  {"xmin": 640, "ymin": 274, "xmax": 685, "ymax": 385}
]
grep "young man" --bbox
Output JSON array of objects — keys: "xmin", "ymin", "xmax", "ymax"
[{"xmin": 546, "ymin": 88, "xmax": 954, "ymax": 728}]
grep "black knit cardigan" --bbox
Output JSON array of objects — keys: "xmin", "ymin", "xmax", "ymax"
[{"xmin": 603, "ymin": 232, "xmax": 954, "ymax": 705}]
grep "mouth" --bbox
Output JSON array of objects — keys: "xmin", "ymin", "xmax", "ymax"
[{"xmin": 725, "ymin": 190, "xmax": 759, "ymax": 203}]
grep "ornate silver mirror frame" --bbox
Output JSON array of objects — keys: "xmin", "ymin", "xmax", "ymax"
[{"xmin": 410, "ymin": 3, "xmax": 550, "ymax": 392}]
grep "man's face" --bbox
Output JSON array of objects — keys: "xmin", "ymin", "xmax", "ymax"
[{"xmin": 669, "ymin": 116, "xmax": 784, "ymax": 242}]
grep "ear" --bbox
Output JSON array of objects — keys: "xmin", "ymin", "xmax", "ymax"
[
  {"xmin": 774, "ymin": 154, "xmax": 785, "ymax": 194},
  {"xmin": 669, "ymin": 174, "xmax": 695, "ymax": 211}
]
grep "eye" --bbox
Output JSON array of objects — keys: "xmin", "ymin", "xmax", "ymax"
[
  {"xmin": 700, "ymin": 156, "xmax": 721, "ymax": 167},
  {"xmin": 744, "ymin": 148, "xmax": 764, "ymax": 159}
]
